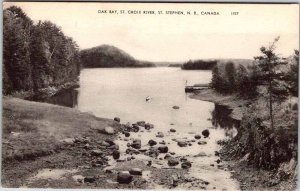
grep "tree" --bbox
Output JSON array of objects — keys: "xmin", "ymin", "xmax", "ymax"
[
  {"xmin": 254, "ymin": 36, "xmax": 289, "ymax": 129},
  {"xmin": 224, "ymin": 62, "xmax": 236, "ymax": 93},
  {"xmin": 211, "ymin": 65, "xmax": 223, "ymax": 92},
  {"xmin": 285, "ymin": 50, "xmax": 299, "ymax": 96},
  {"xmin": 3, "ymin": 9, "xmax": 33, "ymax": 91}
]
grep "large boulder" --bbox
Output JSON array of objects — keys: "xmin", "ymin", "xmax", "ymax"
[
  {"xmin": 177, "ymin": 141, "xmax": 187, "ymax": 147},
  {"xmin": 117, "ymin": 171, "xmax": 133, "ymax": 184},
  {"xmin": 148, "ymin": 139, "xmax": 157, "ymax": 146},
  {"xmin": 114, "ymin": 117, "xmax": 120, "ymax": 123},
  {"xmin": 129, "ymin": 168, "xmax": 142, "ymax": 175},
  {"xmin": 113, "ymin": 150, "xmax": 120, "ymax": 160},
  {"xmin": 131, "ymin": 139, "xmax": 141, "ymax": 149},
  {"xmin": 202, "ymin": 129, "xmax": 210, "ymax": 138},
  {"xmin": 170, "ymin": 128, "xmax": 176, "ymax": 133},
  {"xmin": 168, "ymin": 158, "xmax": 179, "ymax": 166},
  {"xmin": 145, "ymin": 123, "xmax": 154, "ymax": 130},
  {"xmin": 136, "ymin": 121, "xmax": 146, "ymax": 127},
  {"xmin": 132, "ymin": 124, "xmax": 140, "ymax": 132},
  {"xmin": 181, "ymin": 161, "xmax": 192, "ymax": 169},
  {"xmin": 158, "ymin": 146, "xmax": 168, "ymax": 153},
  {"xmin": 194, "ymin": 135, "xmax": 201, "ymax": 139}
]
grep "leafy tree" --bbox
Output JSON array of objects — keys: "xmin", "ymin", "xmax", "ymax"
[
  {"xmin": 254, "ymin": 36, "xmax": 289, "ymax": 129},
  {"xmin": 211, "ymin": 65, "xmax": 223, "ymax": 92},
  {"xmin": 224, "ymin": 62, "xmax": 236, "ymax": 93},
  {"xmin": 3, "ymin": 9, "xmax": 33, "ymax": 91}
]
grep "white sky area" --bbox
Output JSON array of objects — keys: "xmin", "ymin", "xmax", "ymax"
[{"xmin": 4, "ymin": 2, "xmax": 299, "ymax": 62}]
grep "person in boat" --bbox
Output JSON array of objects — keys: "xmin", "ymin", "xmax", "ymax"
[{"xmin": 146, "ymin": 96, "xmax": 151, "ymax": 102}]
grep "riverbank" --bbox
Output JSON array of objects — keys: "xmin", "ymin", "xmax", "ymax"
[
  {"xmin": 190, "ymin": 88, "xmax": 249, "ymax": 120},
  {"xmin": 2, "ymin": 97, "xmax": 219, "ymax": 189},
  {"xmin": 190, "ymin": 88, "xmax": 298, "ymax": 191}
]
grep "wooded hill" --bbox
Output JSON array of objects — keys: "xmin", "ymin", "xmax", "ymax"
[{"xmin": 80, "ymin": 45, "xmax": 156, "ymax": 68}]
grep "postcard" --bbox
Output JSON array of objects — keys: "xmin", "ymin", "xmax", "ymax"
[{"xmin": 2, "ymin": 1, "xmax": 299, "ymax": 190}]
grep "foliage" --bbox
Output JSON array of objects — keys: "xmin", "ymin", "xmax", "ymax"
[
  {"xmin": 285, "ymin": 50, "xmax": 299, "ymax": 96},
  {"xmin": 3, "ymin": 6, "xmax": 80, "ymax": 95},
  {"xmin": 80, "ymin": 45, "xmax": 155, "ymax": 68},
  {"xmin": 254, "ymin": 36, "xmax": 289, "ymax": 129},
  {"xmin": 181, "ymin": 59, "xmax": 217, "ymax": 70}
]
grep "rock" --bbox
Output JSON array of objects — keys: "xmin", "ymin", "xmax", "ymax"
[
  {"xmin": 159, "ymin": 140, "xmax": 166, "ymax": 145},
  {"xmin": 194, "ymin": 135, "xmax": 201, "ymax": 139},
  {"xmin": 177, "ymin": 141, "xmax": 187, "ymax": 147},
  {"xmin": 125, "ymin": 132, "xmax": 130, "ymax": 137},
  {"xmin": 202, "ymin": 129, "xmax": 210, "ymax": 138},
  {"xmin": 168, "ymin": 158, "xmax": 179, "ymax": 166},
  {"xmin": 170, "ymin": 128, "xmax": 176, "ymax": 132},
  {"xmin": 172, "ymin": 106, "xmax": 180, "ymax": 109},
  {"xmin": 84, "ymin": 176, "xmax": 96, "ymax": 183},
  {"xmin": 114, "ymin": 117, "xmax": 120, "ymax": 123},
  {"xmin": 146, "ymin": 147, "xmax": 159, "ymax": 158},
  {"xmin": 147, "ymin": 161, "xmax": 152, "ymax": 166},
  {"xmin": 158, "ymin": 146, "xmax": 168, "ymax": 153},
  {"xmin": 132, "ymin": 124, "xmax": 140, "ymax": 132},
  {"xmin": 137, "ymin": 121, "xmax": 146, "ymax": 127},
  {"xmin": 113, "ymin": 150, "xmax": 120, "ymax": 160},
  {"xmin": 117, "ymin": 171, "xmax": 133, "ymax": 184},
  {"xmin": 91, "ymin": 149, "xmax": 103, "ymax": 156},
  {"xmin": 170, "ymin": 152, "xmax": 175, "ymax": 155},
  {"xmin": 188, "ymin": 143, "xmax": 192, "ymax": 146},
  {"xmin": 216, "ymin": 159, "xmax": 221, "ymax": 164},
  {"xmin": 194, "ymin": 152, "xmax": 207, "ymax": 157},
  {"xmin": 156, "ymin": 132, "xmax": 164, "ymax": 138},
  {"xmin": 108, "ymin": 145, "xmax": 119, "ymax": 150},
  {"xmin": 103, "ymin": 126, "xmax": 115, "ymax": 135},
  {"xmin": 145, "ymin": 123, "xmax": 154, "ymax": 130},
  {"xmin": 126, "ymin": 148, "xmax": 140, "ymax": 155},
  {"xmin": 164, "ymin": 154, "xmax": 172, "ymax": 159},
  {"xmin": 198, "ymin": 141, "xmax": 207, "ymax": 145},
  {"xmin": 181, "ymin": 161, "xmax": 192, "ymax": 169},
  {"xmin": 215, "ymin": 151, "xmax": 220, "ymax": 156},
  {"xmin": 99, "ymin": 141, "xmax": 110, "ymax": 147},
  {"xmin": 105, "ymin": 139, "xmax": 115, "ymax": 146},
  {"xmin": 148, "ymin": 139, "xmax": 157, "ymax": 146},
  {"xmin": 129, "ymin": 168, "xmax": 142, "ymax": 175},
  {"xmin": 131, "ymin": 139, "xmax": 141, "ymax": 149}
]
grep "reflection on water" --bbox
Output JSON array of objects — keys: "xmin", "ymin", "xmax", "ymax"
[
  {"xmin": 211, "ymin": 104, "xmax": 240, "ymax": 129},
  {"xmin": 43, "ymin": 89, "xmax": 78, "ymax": 108}
]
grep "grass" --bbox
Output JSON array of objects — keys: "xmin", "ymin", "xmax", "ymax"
[{"xmin": 2, "ymin": 97, "xmax": 117, "ymax": 162}]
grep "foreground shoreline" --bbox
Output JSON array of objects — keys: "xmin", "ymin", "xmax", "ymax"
[{"xmin": 1, "ymin": 97, "xmax": 208, "ymax": 189}]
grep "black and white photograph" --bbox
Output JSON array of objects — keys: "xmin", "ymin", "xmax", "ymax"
[{"xmin": 1, "ymin": 2, "xmax": 299, "ymax": 190}]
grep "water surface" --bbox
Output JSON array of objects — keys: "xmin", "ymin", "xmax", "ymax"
[{"xmin": 46, "ymin": 67, "xmax": 240, "ymax": 190}]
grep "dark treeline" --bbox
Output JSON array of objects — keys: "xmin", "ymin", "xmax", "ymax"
[
  {"xmin": 3, "ymin": 6, "xmax": 80, "ymax": 95},
  {"xmin": 181, "ymin": 59, "xmax": 217, "ymax": 70},
  {"xmin": 80, "ymin": 45, "xmax": 156, "ymax": 68}
]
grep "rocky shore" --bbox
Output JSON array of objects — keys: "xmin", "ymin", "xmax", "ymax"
[
  {"xmin": 190, "ymin": 89, "xmax": 298, "ymax": 191},
  {"xmin": 2, "ymin": 97, "xmax": 230, "ymax": 189}
]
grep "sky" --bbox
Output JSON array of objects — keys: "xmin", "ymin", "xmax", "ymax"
[{"xmin": 3, "ymin": 2, "xmax": 299, "ymax": 62}]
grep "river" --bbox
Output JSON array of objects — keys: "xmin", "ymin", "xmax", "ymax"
[{"xmin": 44, "ymin": 67, "xmax": 240, "ymax": 190}]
